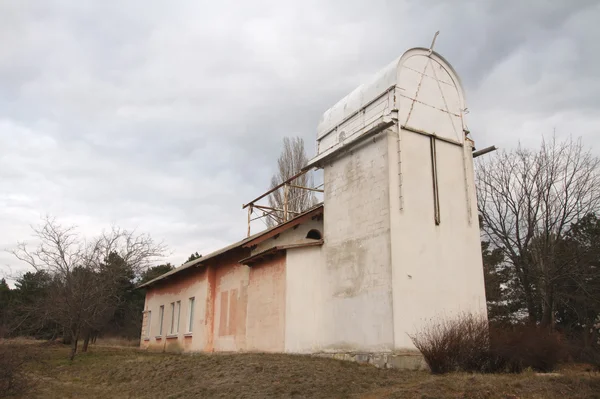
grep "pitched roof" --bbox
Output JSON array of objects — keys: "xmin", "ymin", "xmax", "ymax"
[{"xmin": 137, "ymin": 204, "xmax": 324, "ymax": 289}]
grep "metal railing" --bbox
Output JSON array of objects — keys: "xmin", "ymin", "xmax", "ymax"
[{"xmin": 242, "ymin": 169, "xmax": 323, "ymax": 237}]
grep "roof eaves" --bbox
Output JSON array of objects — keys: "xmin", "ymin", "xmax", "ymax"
[
  {"xmin": 242, "ymin": 204, "xmax": 324, "ymax": 248},
  {"xmin": 239, "ymin": 239, "xmax": 324, "ymax": 266},
  {"xmin": 136, "ymin": 203, "xmax": 324, "ymax": 289}
]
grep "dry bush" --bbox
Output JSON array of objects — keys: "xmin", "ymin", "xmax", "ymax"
[
  {"xmin": 586, "ymin": 349, "xmax": 600, "ymax": 372},
  {"xmin": 561, "ymin": 333, "xmax": 600, "ymax": 372},
  {"xmin": 572, "ymin": 346, "xmax": 600, "ymax": 372},
  {"xmin": 0, "ymin": 343, "xmax": 30, "ymax": 397},
  {"xmin": 410, "ymin": 314, "xmax": 566, "ymax": 374},
  {"xmin": 409, "ymin": 313, "xmax": 490, "ymax": 374},
  {"xmin": 489, "ymin": 324, "xmax": 565, "ymax": 373}
]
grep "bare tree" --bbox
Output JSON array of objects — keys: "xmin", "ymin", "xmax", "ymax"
[
  {"xmin": 476, "ymin": 136, "xmax": 600, "ymax": 327},
  {"xmin": 11, "ymin": 216, "xmax": 166, "ymax": 360},
  {"xmin": 267, "ymin": 137, "xmax": 317, "ymax": 226}
]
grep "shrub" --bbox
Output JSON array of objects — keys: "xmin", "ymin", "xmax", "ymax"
[
  {"xmin": 489, "ymin": 324, "xmax": 565, "ymax": 373},
  {"xmin": 410, "ymin": 314, "xmax": 566, "ymax": 374},
  {"xmin": 409, "ymin": 313, "xmax": 490, "ymax": 374},
  {"xmin": 0, "ymin": 343, "xmax": 30, "ymax": 397}
]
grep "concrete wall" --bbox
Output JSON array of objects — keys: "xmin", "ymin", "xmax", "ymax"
[
  {"xmin": 388, "ymin": 129, "xmax": 487, "ymax": 349},
  {"xmin": 141, "ymin": 269, "xmax": 208, "ymax": 352},
  {"xmin": 285, "ymin": 245, "xmax": 324, "ymax": 353},
  {"xmin": 321, "ymin": 134, "xmax": 395, "ymax": 351},
  {"xmin": 246, "ymin": 253, "xmax": 286, "ymax": 352},
  {"xmin": 314, "ymin": 50, "xmax": 487, "ymax": 353}
]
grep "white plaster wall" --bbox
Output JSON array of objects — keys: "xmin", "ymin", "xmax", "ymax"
[
  {"xmin": 252, "ymin": 218, "xmax": 324, "ymax": 255},
  {"xmin": 143, "ymin": 276, "xmax": 208, "ymax": 352},
  {"xmin": 284, "ymin": 246, "xmax": 324, "ymax": 353},
  {"xmin": 320, "ymin": 135, "xmax": 395, "ymax": 351},
  {"xmin": 389, "ymin": 131, "xmax": 487, "ymax": 349}
]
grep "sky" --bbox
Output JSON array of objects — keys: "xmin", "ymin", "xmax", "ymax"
[{"xmin": 1, "ymin": 0, "xmax": 599, "ymax": 283}]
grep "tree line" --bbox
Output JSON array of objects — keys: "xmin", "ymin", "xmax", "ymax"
[
  {"xmin": 0, "ymin": 217, "xmax": 202, "ymax": 360},
  {"xmin": 479, "ymin": 136, "xmax": 600, "ymax": 350}
]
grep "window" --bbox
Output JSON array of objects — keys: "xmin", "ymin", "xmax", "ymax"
[
  {"xmin": 169, "ymin": 302, "xmax": 174, "ymax": 334},
  {"xmin": 306, "ymin": 229, "xmax": 322, "ymax": 240},
  {"xmin": 145, "ymin": 311, "xmax": 152, "ymax": 338},
  {"xmin": 188, "ymin": 297, "xmax": 195, "ymax": 333},
  {"xmin": 176, "ymin": 300, "xmax": 181, "ymax": 333},
  {"xmin": 158, "ymin": 305, "xmax": 164, "ymax": 336},
  {"xmin": 170, "ymin": 301, "xmax": 180, "ymax": 335}
]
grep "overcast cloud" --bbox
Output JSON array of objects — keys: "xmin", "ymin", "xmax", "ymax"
[{"xmin": 2, "ymin": 0, "xmax": 599, "ymax": 282}]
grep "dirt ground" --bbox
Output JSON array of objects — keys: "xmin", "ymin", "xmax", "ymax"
[{"xmin": 7, "ymin": 341, "xmax": 600, "ymax": 399}]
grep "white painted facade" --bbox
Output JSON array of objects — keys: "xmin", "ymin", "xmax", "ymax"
[
  {"xmin": 303, "ymin": 47, "xmax": 487, "ymax": 352},
  {"xmin": 285, "ymin": 245, "xmax": 324, "ymax": 352},
  {"xmin": 320, "ymin": 135, "xmax": 395, "ymax": 351}
]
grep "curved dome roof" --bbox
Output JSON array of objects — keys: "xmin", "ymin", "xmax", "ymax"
[{"xmin": 316, "ymin": 47, "xmax": 467, "ymax": 145}]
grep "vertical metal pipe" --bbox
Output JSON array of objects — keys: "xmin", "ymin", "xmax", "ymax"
[{"xmin": 430, "ymin": 137, "xmax": 440, "ymax": 225}]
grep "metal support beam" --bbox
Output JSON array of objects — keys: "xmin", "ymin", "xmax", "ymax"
[
  {"xmin": 253, "ymin": 204, "xmax": 300, "ymax": 215},
  {"xmin": 401, "ymin": 125, "xmax": 463, "ymax": 147},
  {"xmin": 287, "ymin": 184, "xmax": 324, "ymax": 193},
  {"xmin": 242, "ymin": 169, "xmax": 309, "ymax": 209},
  {"xmin": 472, "ymin": 145, "xmax": 497, "ymax": 158}
]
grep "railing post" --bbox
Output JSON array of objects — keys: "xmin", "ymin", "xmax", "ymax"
[
  {"xmin": 247, "ymin": 204, "xmax": 252, "ymax": 237},
  {"xmin": 283, "ymin": 184, "xmax": 289, "ymax": 222}
]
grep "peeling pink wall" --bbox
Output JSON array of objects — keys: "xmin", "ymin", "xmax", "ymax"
[
  {"xmin": 142, "ymin": 247, "xmax": 291, "ymax": 353},
  {"xmin": 246, "ymin": 253, "xmax": 286, "ymax": 352},
  {"xmin": 211, "ymin": 249, "xmax": 250, "ymax": 352},
  {"xmin": 141, "ymin": 268, "xmax": 208, "ymax": 352}
]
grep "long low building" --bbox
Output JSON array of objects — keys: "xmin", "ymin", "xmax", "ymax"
[
  {"xmin": 138, "ymin": 205, "xmax": 325, "ymax": 353},
  {"xmin": 139, "ymin": 45, "xmax": 488, "ymax": 368}
]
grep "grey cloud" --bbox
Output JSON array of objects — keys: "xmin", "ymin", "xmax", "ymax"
[{"xmin": 1, "ymin": 0, "xmax": 599, "ymax": 283}]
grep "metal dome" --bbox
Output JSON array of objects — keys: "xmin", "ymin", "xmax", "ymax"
[{"xmin": 309, "ymin": 47, "xmax": 468, "ymax": 168}]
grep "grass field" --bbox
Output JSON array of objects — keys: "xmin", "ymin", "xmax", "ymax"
[{"xmin": 5, "ymin": 340, "xmax": 600, "ymax": 398}]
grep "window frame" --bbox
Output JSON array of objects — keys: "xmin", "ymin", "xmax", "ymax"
[
  {"xmin": 188, "ymin": 297, "xmax": 195, "ymax": 333},
  {"xmin": 175, "ymin": 300, "xmax": 181, "ymax": 334},
  {"xmin": 158, "ymin": 305, "xmax": 164, "ymax": 336},
  {"xmin": 169, "ymin": 302, "xmax": 175, "ymax": 335}
]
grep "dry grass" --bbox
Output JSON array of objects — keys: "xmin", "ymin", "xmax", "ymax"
[
  {"xmin": 93, "ymin": 336, "xmax": 140, "ymax": 347},
  {"xmin": 4, "ymin": 340, "xmax": 599, "ymax": 399}
]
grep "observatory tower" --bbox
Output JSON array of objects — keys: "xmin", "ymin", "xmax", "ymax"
[{"xmin": 305, "ymin": 47, "xmax": 487, "ymax": 351}]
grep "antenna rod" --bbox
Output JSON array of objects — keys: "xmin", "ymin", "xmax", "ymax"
[{"xmin": 429, "ymin": 31, "xmax": 440, "ymax": 53}]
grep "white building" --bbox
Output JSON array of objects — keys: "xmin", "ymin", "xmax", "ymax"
[{"xmin": 139, "ymin": 46, "xmax": 487, "ymax": 368}]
